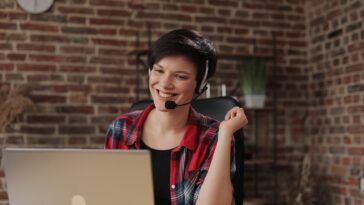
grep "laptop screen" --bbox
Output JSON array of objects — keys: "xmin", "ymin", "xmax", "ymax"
[{"xmin": 3, "ymin": 148, "xmax": 154, "ymax": 205}]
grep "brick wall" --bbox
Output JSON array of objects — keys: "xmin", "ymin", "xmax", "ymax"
[
  {"xmin": 0, "ymin": 0, "xmax": 307, "ymax": 204},
  {"xmin": 306, "ymin": 0, "xmax": 364, "ymax": 204}
]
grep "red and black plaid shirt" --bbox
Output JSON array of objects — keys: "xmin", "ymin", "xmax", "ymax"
[{"xmin": 105, "ymin": 104, "xmax": 236, "ymax": 205}]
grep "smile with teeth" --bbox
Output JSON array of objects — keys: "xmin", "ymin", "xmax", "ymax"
[{"xmin": 157, "ymin": 89, "xmax": 177, "ymax": 99}]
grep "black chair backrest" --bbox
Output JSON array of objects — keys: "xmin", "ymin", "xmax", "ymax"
[{"xmin": 129, "ymin": 96, "xmax": 244, "ymax": 204}]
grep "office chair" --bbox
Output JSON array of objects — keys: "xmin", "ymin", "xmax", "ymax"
[{"xmin": 129, "ymin": 96, "xmax": 245, "ymax": 205}]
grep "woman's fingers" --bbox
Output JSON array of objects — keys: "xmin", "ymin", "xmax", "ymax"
[{"xmin": 224, "ymin": 107, "xmax": 247, "ymax": 124}]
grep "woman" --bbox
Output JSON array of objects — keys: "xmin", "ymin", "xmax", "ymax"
[{"xmin": 105, "ymin": 29, "xmax": 248, "ymax": 205}]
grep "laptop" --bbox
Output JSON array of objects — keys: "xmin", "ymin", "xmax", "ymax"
[{"xmin": 2, "ymin": 148, "xmax": 154, "ymax": 205}]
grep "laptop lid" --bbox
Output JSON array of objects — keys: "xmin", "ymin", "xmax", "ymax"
[{"xmin": 2, "ymin": 148, "xmax": 154, "ymax": 205}]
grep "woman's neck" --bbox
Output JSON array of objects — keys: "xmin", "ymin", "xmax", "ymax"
[
  {"xmin": 151, "ymin": 105, "xmax": 190, "ymax": 133},
  {"xmin": 142, "ymin": 105, "xmax": 190, "ymax": 149}
]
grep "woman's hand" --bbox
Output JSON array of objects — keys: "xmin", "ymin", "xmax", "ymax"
[{"xmin": 219, "ymin": 107, "xmax": 248, "ymax": 135}]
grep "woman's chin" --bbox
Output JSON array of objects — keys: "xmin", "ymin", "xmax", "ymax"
[{"xmin": 153, "ymin": 101, "xmax": 170, "ymax": 112}]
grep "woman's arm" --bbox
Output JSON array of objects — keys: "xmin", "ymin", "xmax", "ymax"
[{"xmin": 196, "ymin": 107, "xmax": 248, "ymax": 205}]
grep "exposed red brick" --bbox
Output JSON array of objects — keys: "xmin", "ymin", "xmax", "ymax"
[
  {"xmin": 56, "ymin": 106, "xmax": 94, "ymax": 114},
  {"xmin": 59, "ymin": 126, "xmax": 96, "ymax": 134},
  {"xmin": 0, "ymin": 63, "xmax": 14, "ymax": 71},
  {"xmin": 348, "ymin": 147, "xmax": 364, "ymax": 155},
  {"xmin": 98, "ymin": 106, "xmax": 119, "ymax": 113},
  {"xmin": 60, "ymin": 65, "xmax": 96, "ymax": 73},
  {"xmin": 58, "ymin": 6, "xmax": 94, "ymax": 15},
  {"xmin": 5, "ymin": 135, "xmax": 25, "ymax": 145},
  {"xmin": 89, "ymin": 57, "xmax": 124, "ymax": 65},
  {"xmin": 27, "ymin": 74, "xmax": 64, "ymax": 82},
  {"xmin": 91, "ymin": 95, "xmax": 124, "ymax": 104},
  {"xmin": 180, "ymin": 5, "xmax": 197, "ymax": 12},
  {"xmin": 0, "ymin": 21, "xmax": 16, "ymax": 30},
  {"xmin": 30, "ymin": 94, "xmax": 67, "ymax": 103},
  {"xmin": 195, "ymin": 16, "xmax": 226, "ymax": 24},
  {"xmin": 30, "ymin": 34, "xmax": 68, "ymax": 43},
  {"xmin": 29, "ymin": 54, "xmax": 63, "ymax": 62},
  {"xmin": 27, "ymin": 137, "xmax": 65, "ymax": 145},
  {"xmin": 30, "ymin": 14, "xmax": 67, "ymax": 23},
  {"xmin": 97, "ymin": 9, "xmax": 131, "ymax": 17},
  {"xmin": 209, "ymin": 0, "xmax": 238, "ymax": 7},
  {"xmin": 100, "ymin": 67, "xmax": 132, "ymax": 76},
  {"xmin": 0, "ymin": 11, "xmax": 6, "ymax": 19},
  {"xmin": 68, "ymin": 136, "xmax": 87, "ymax": 145},
  {"xmin": 20, "ymin": 22, "xmax": 59, "ymax": 32},
  {"xmin": 92, "ymin": 38, "xmax": 126, "ymax": 46},
  {"xmin": 98, "ymin": 48, "xmax": 125, "ymax": 56},
  {"xmin": 95, "ymin": 85, "xmax": 129, "ymax": 93},
  {"xmin": 90, "ymin": 18, "xmax": 125, "ymax": 26},
  {"xmin": 90, "ymin": 0, "xmax": 125, "ymax": 7},
  {"xmin": 5, "ymin": 73, "xmax": 23, "ymax": 81},
  {"xmin": 91, "ymin": 116, "xmax": 114, "ymax": 123},
  {"xmin": 97, "ymin": 28, "xmax": 117, "ymax": 35},
  {"xmin": 0, "ymin": 43, "xmax": 12, "ymax": 50},
  {"xmin": 59, "ymin": 46, "xmax": 95, "ymax": 54},
  {"xmin": 87, "ymin": 76, "xmax": 122, "ymax": 84},
  {"xmin": 17, "ymin": 43, "xmax": 56, "ymax": 52},
  {"xmin": 20, "ymin": 126, "xmax": 56, "ymax": 135},
  {"xmin": 69, "ymin": 16, "xmax": 86, "ymax": 24},
  {"xmin": 7, "ymin": 53, "xmax": 26, "ymax": 61},
  {"xmin": 61, "ymin": 26, "xmax": 97, "ymax": 35},
  {"xmin": 27, "ymin": 115, "xmax": 66, "ymax": 124},
  {"xmin": 69, "ymin": 94, "xmax": 88, "ymax": 104},
  {"xmin": 0, "ymin": 191, "xmax": 8, "ymax": 200}
]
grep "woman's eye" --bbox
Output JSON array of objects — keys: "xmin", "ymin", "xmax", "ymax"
[
  {"xmin": 176, "ymin": 75, "xmax": 188, "ymax": 80},
  {"xmin": 154, "ymin": 69, "xmax": 163, "ymax": 73}
]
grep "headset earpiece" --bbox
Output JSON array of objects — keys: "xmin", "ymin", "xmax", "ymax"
[{"xmin": 198, "ymin": 60, "xmax": 209, "ymax": 93}]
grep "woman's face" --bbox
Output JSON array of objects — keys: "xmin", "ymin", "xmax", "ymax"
[{"xmin": 149, "ymin": 55, "xmax": 197, "ymax": 112}]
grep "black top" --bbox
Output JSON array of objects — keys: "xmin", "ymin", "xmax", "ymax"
[{"xmin": 140, "ymin": 140, "xmax": 172, "ymax": 205}]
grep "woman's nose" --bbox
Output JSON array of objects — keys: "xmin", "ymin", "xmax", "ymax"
[{"xmin": 160, "ymin": 75, "xmax": 174, "ymax": 89}]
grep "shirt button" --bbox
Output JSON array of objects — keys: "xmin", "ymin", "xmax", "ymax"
[{"xmin": 171, "ymin": 184, "xmax": 175, "ymax": 189}]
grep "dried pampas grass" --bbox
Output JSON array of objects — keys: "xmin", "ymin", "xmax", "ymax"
[
  {"xmin": 280, "ymin": 152, "xmax": 331, "ymax": 205},
  {"xmin": 0, "ymin": 84, "xmax": 35, "ymax": 133}
]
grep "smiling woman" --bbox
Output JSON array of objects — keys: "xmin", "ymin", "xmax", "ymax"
[
  {"xmin": 149, "ymin": 56, "xmax": 197, "ymax": 113},
  {"xmin": 104, "ymin": 29, "xmax": 248, "ymax": 205}
]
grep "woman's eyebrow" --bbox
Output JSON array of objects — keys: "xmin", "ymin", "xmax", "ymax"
[
  {"xmin": 154, "ymin": 63, "xmax": 192, "ymax": 75},
  {"xmin": 154, "ymin": 64, "xmax": 163, "ymax": 68},
  {"xmin": 175, "ymin": 71, "xmax": 192, "ymax": 75}
]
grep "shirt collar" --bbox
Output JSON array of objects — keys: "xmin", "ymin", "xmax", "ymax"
[{"xmin": 130, "ymin": 103, "xmax": 199, "ymax": 151}]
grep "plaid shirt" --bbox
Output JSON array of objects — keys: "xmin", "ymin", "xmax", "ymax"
[{"xmin": 105, "ymin": 104, "xmax": 236, "ymax": 205}]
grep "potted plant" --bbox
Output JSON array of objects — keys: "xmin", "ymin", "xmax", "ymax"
[{"xmin": 238, "ymin": 56, "xmax": 267, "ymax": 108}]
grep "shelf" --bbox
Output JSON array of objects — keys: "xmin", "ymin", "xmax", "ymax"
[
  {"xmin": 219, "ymin": 52, "xmax": 273, "ymax": 60},
  {"xmin": 127, "ymin": 47, "xmax": 148, "ymax": 56},
  {"xmin": 245, "ymin": 159, "xmax": 291, "ymax": 166},
  {"xmin": 245, "ymin": 107, "xmax": 274, "ymax": 112},
  {"xmin": 245, "ymin": 159, "xmax": 273, "ymax": 166},
  {"xmin": 243, "ymin": 197, "xmax": 268, "ymax": 205}
]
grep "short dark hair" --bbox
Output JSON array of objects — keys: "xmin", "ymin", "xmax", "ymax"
[{"xmin": 148, "ymin": 29, "xmax": 217, "ymax": 93}]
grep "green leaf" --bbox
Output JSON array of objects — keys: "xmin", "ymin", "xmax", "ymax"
[{"xmin": 238, "ymin": 56, "xmax": 267, "ymax": 95}]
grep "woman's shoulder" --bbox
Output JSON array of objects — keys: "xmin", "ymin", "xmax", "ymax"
[{"xmin": 112, "ymin": 110, "xmax": 144, "ymax": 124}]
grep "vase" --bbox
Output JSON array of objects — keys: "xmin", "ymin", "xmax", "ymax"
[{"xmin": 244, "ymin": 95, "xmax": 265, "ymax": 108}]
